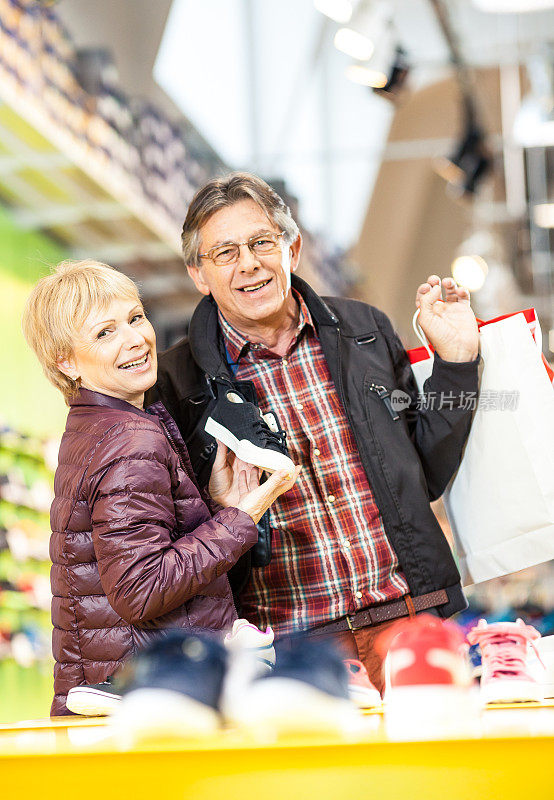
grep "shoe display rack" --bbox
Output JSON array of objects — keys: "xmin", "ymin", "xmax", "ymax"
[
  {"xmin": 0, "ymin": 423, "xmax": 55, "ymax": 720},
  {"xmin": 0, "ymin": 0, "xmax": 223, "ymax": 265},
  {"xmin": 0, "ymin": 706, "xmax": 553, "ymax": 800}
]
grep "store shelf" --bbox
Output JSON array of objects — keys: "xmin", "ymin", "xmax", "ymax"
[
  {"xmin": 1, "ymin": 705, "xmax": 553, "ymax": 800},
  {"xmin": 0, "ymin": 65, "xmax": 181, "ymax": 263}
]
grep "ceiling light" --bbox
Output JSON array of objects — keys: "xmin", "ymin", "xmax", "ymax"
[
  {"xmin": 334, "ymin": 0, "xmax": 391, "ymax": 62},
  {"xmin": 435, "ymin": 125, "xmax": 492, "ymax": 196},
  {"xmin": 373, "ymin": 47, "xmax": 410, "ymax": 97},
  {"xmin": 314, "ymin": 0, "xmax": 354, "ymax": 24},
  {"xmin": 471, "ymin": 1, "xmax": 554, "ymax": 11},
  {"xmin": 451, "ymin": 255, "xmax": 489, "ymax": 292},
  {"xmin": 533, "ymin": 203, "xmax": 554, "ymax": 228},
  {"xmin": 334, "ymin": 27, "xmax": 374, "ymax": 61},
  {"xmin": 346, "ymin": 63, "xmax": 387, "ymax": 88},
  {"xmin": 346, "ymin": 47, "xmax": 409, "ymax": 95}
]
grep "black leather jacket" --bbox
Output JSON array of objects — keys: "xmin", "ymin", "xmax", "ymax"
[{"xmin": 148, "ymin": 275, "xmax": 479, "ymax": 618}]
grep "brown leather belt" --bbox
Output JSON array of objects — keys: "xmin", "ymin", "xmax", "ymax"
[{"xmin": 309, "ymin": 590, "xmax": 449, "ymax": 635}]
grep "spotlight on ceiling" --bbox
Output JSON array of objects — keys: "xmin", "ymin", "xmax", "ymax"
[
  {"xmin": 334, "ymin": 27, "xmax": 374, "ymax": 61},
  {"xmin": 373, "ymin": 47, "xmax": 410, "ymax": 97},
  {"xmin": 435, "ymin": 124, "xmax": 492, "ymax": 196},
  {"xmin": 451, "ymin": 255, "xmax": 489, "ymax": 292},
  {"xmin": 334, "ymin": 0, "xmax": 390, "ymax": 62},
  {"xmin": 314, "ymin": 0, "xmax": 354, "ymax": 24},
  {"xmin": 346, "ymin": 46, "xmax": 409, "ymax": 96}
]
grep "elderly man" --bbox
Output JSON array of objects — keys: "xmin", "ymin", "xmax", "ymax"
[{"xmin": 151, "ymin": 172, "xmax": 479, "ymax": 692}]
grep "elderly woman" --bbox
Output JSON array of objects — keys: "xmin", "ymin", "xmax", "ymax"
[{"xmin": 23, "ymin": 259, "xmax": 298, "ymax": 716}]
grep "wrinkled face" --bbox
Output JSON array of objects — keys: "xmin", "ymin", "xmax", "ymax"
[
  {"xmin": 187, "ymin": 199, "xmax": 302, "ymax": 333},
  {"xmin": 59, "ymin": 297, "xmax": 157, "ymax": 409}
]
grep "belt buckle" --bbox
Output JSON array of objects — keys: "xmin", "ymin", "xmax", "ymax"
[{"xmin": 346, "ymin": 614, "xmax": 355, "ymax": 632}]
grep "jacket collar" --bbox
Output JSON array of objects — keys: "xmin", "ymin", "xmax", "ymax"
[
  {"xmin": 188, "ymin": 274, "xmax": 339, "ymax": 376},
  {"xmin": 69, "ymin": 388, "xmax": 147, "ymax": 418}
]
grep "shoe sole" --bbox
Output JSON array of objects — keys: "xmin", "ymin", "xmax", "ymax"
[
  {"xmin": 205, "ymin": 417, "xmax": 295, "ymax": 473},
  {"xmin": 111, "ymin": 688, "xmax": 219, "ymax": 745},
  {"xmin": 481, "ymin": 678, "xmax": 545, "ymax": 705},
  {"xmin": 227, "ymin": 677, "xmax": 358, "ymax": 737},
  {"xmin": 384, "ymin": 685, "xmax": 479, "ymax": 740},
  {"xmin": 66, "ymin": 686, "xmax": 122, "ymax": 716},
  {"xmin": 347, "ymin": 684, "xmax": 382, "ymax": 709}
]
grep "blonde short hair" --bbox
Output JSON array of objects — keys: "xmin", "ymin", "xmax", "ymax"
[{"xmin": 22, "ymin": 259, "xmax": 141, "ymax": 404}]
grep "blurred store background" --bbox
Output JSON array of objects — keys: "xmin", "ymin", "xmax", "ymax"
[{"xmin": 0, "ymin": 0, "xmax": 553, "ymax": 722}]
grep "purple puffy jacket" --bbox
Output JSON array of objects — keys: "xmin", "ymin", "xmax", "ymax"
[{"xmin": 49, "ymin": 388, "xmax": 257, "ymax": 715}]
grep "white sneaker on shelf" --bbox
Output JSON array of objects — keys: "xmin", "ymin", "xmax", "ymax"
[{"xmin": 221, "ymin": 619, "xmax": 276, "ymax": 724}]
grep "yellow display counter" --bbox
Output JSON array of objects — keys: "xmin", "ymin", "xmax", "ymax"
[{"xmin": 1, "ymin": 703, "xmax": 553, "ymax": 800}]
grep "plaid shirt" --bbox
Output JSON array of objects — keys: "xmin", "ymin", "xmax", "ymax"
[{"xmin": 219, "ymin": 291, "xmax": 409, "ymax": 636}]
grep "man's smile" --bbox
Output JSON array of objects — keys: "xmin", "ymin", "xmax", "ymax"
[{"xmin": 237, "ymin": 278, "xmax": 272, "ymax": 293}]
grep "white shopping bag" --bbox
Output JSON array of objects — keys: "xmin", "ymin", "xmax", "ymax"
[{"xmin": 408, "ymin": 308, "xmax": 554, "ymax": 586}]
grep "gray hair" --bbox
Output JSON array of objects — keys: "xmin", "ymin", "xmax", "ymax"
[{"xmin": 181, "ymin": 172, "xmax": 300, "ymax": 267}]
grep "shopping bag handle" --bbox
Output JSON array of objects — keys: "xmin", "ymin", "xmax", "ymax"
[
  {"xmin": 414, "ymin": 306, "xmax": 544, "ymax": 357},
  {"xmin": 412, "ymin": 309, "xmax": 434, "ymax": 358}
]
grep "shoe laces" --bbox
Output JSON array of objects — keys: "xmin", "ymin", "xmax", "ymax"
[
  {"xmin": 253, "ymin": 412, "xmax": 287, "ymax": 450},
  {"xmin": 469, "ymin": 621, "xmax": 543, "ymax": 679}
]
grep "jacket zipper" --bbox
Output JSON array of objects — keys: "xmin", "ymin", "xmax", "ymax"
[
  {"xmin": 331, "ymin": 324, "xmax": 414, "ymax": 574},
  {"xmin": 158, "ymin": 417, "xmax": 187, "ymax": 474},
  {"xmin": 367, "ymin": 383, "xmax": 400, "ymax": 421}
]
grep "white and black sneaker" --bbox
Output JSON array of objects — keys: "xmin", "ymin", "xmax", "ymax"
[
  {"xmin": 66, "ymin": 678, "xmax": 122, "ymax": 716},
  {"xmin": 205, "ymin": 380, "xmax": 294, "ymax": 474}
]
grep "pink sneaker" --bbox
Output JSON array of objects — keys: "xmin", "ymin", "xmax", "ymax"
[
  {"xmin": 467, "ymin": 619, "xmax": 544, "ymax": 704},
  {"xmin": 343, "ymin": 659, "xmax": 382, "ymax": 709}
]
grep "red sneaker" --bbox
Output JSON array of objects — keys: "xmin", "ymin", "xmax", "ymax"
[
  {"xmin": 381, "ymin": 614, "xmax": 476, "ymax": 739},
  {"xmin": 343, "ymin": 659, "xmax": 382, "ymax": 709}
]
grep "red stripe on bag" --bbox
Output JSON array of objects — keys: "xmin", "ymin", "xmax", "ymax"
[{"xmin": 408, "ymin": 345, "xmax": 434, "ymax": 365}]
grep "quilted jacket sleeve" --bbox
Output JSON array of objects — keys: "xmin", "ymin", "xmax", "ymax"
[
  {"xmin": 87, "ymin": 420, "xmax": 258, "ymax": 624},
  {"xmin": 374, "ymin": 308, "xmax": 479, "ymax": 500}
]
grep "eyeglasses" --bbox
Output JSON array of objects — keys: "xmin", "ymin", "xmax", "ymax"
[{"xmin": 198, "ymin": 231, "xmax": 286, "ymax": 267}]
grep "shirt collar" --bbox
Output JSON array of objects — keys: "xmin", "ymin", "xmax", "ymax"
[{"xmin": 219, "ymin": 288, "xmax": 315, "ymax": 364}]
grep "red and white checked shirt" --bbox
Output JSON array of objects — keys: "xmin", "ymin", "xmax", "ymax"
[{"xmin": 219, "ymin": 291, "xmax": 409, "ymax": 636}]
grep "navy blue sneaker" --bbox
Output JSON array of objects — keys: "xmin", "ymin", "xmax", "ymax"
[
  {"xmin": 66, "ymin": 677, "xmax": 122, "ymax": 716},
  {"xmin": 112, "ymin": 631, "xmax": 227, "ymax": 743},
  {"xmin": 222, "ymin": 634, "xmax": 358, "ymax": 737}
]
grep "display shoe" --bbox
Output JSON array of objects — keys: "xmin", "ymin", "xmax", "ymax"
[
  {"xmin": 220, "ymin": 619, "xmax": 276, "ymax": 722},
  {"xmin": 343, "ymin": 659, "xmax": 382, "ymax": 709},
  {"xmin": 381, "ymin": 614, "xmax": 476, "ymax": 740},
  {"xmin": 224, "ymin": 618, "xmax": 276, "ymax": 671},
  {"xmin": 223, "ymin": 634, "xmax": 358, "ymax": 738},
  {"xmin": 467, "ymin": 619, "xmax": 545, "ymax": 705},
  {"xmin": 66, "ymin": 677, "xmax": 122, "ymax": 716},
  {"xmin": 111, "ymin": 631, "xmax": 227, "ymax": 744},
  {"xmin": 204, "ymin": 379, "xmax": 294, "ymax": 473}
]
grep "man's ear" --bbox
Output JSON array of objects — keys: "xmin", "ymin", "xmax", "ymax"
[
  {"xmin": 57, "ymin": 355, "xmax": 77, "ymax": 380},
  {"xmin": 187, "ymin": 263, "xmax": 211, "ymax": 297},
  {"xmin": 289, "ymin": 233, "xmax": 303, "ymax": 273}
]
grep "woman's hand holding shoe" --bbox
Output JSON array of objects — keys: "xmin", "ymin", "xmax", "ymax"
[{"xmin": 208, "ymin": 441, "xmax": 301, "ymax": 524}]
